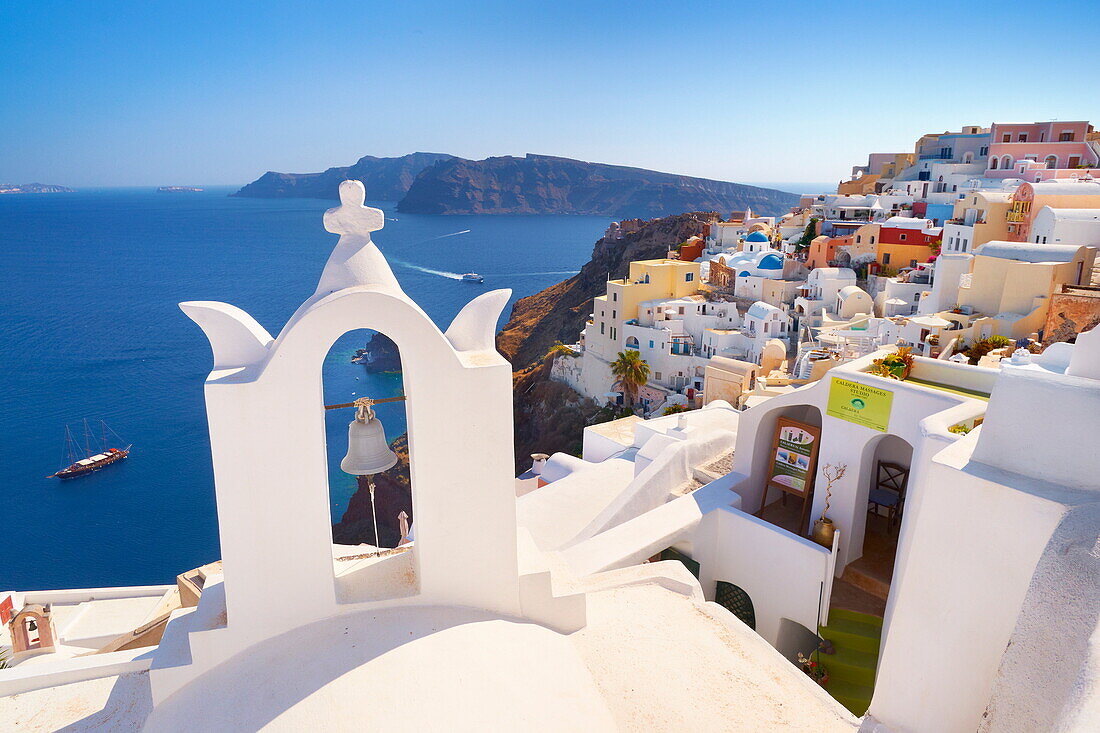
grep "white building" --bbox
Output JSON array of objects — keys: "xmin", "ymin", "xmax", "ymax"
[
  {"xmin": 1030, "ymin": 206, "xmax": 1100, "ymax": 246},
  {"xmin": 794, "ymin": 268, "xmax": 872, "ymax": 331}
]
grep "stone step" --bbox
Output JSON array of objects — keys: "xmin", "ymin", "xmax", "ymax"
[{"xmin": 841, "ymin": 564, "xmax": 891, "ymax": 600}]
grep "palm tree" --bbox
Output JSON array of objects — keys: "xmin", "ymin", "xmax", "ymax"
[{"xmin": 610, "ymin": 349, "xmax": 651, "ymax": 408}]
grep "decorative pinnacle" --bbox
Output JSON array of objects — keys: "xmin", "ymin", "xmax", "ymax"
[{"xmin": 323, "ymin": 180, "xmax": 385, "ymax": 238}]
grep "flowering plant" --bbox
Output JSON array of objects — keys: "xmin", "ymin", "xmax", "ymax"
[
  {"xmin": 797, "ymin": 652, "xmax": 829, "ymax": 686},
  {"xmin": 868, "ymin": 346, "xmax": 914, "ymax": 380}
]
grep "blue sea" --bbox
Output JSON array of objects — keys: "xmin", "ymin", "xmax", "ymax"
[{"xmin": 0, "ymin": 187, "xmax": 609, "ymax": 590}]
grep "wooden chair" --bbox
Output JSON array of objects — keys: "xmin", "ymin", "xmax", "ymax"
[{"xmin": 868, "ymin": 460, "xmax": 909, "ymax": 532}]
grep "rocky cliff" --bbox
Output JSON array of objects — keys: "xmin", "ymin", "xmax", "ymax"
[
  {"xmin": 352, "ymin": 332, "xmax": 402, "ymax": 372},
  {"xmin": 231, "ymin": 152, "xmax": 453, "ymax": 200},
  {"xmin": 497, "ymin": 211, "xmax": 718, "ymax": 367},
  {"xmin": 398, "ymin": 154, "xmax": 797, "ymax": 218},
  {"xmin": 499, "ymin": 211, "xmax": 719, "ymax": 472}
]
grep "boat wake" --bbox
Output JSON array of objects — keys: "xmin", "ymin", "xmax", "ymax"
[
  {"xmin": 393, "ymin": 261, "xmax": 466, "ymax": 280},
  {"xmin": 427, "ymin": 229, "xmax": 471, "ymax": 241}
]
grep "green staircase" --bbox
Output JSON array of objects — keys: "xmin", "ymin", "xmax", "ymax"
[{"xmin": 817, "ymin": 609, "xmax": 882, "ymax": 716}]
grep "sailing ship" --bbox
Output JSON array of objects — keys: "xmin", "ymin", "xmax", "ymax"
[{"xmin": 47, "ymin": 419, "xmax": 132, "ymax": 479}]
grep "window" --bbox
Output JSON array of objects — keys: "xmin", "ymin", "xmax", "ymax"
[
  {"xmin": 1018, "ymin": 133, "xmax": 1028, "ymax": 142},
  {"xmin": 870, "ymin": 235, "xmax": 876, "ymax": 244},
  {"xmin": 883, "ymin": 253, "xmax": 892, "ymax": 264},
  {"xmin": 1040, "ymin": 132, "xmax": 1046, "ymax": 142},
  {"xmin": 979, "ymin": 146, "xmax": 988, "ymax": 156},
  {"xmin": 856, "ymin": 235, "xmax": 861, "ymax": 243},
  {"xmin": 763, "ymin": 322, "xmax": 769, "ymax": 334},
  {"xmin": 1060, "ymin": 131, "xmax": 1074, "ymax": 142},
  {"xmin": 990, "ymin": 158, "xmax": 999, "ymax": 170},
  {"xmin": 625, "ymin": 336, "xmax": 639, "ymax": 349},
  {"xmin": 1045, "ymin": 155, "xmax": 1058, "ymax": 169},
  {"xmin": 1002, "ymin": 133, "xmax": 1011, "ymax": 143},
  {"xmin": 1068, "ymin": 156, "xmax": 1082, "ymax": 168},
  {"xmin": 1001, "ymin": 155, "xmax": 1012, "ymax": 169},
  {"xmin": 899, "ymin": 233, "xmax": 907, "ymax": 241},
  {"xmin": 649, "ymin": 340, "xmax": 654, "ymax": 348},
  {"xmin": 655, "ymin": 371, "xmax": 662, "ymax": 381},
  {"xmin": 611, "ymin": 310, "xmax": 616, "ymax": 319},
  {"xmin": 612, "ymin": 292, "xmax": 617, "ymax": 301},
  {"xmin": 685, "ymin": 272, "xmax": 694, "ymax": 282},
  {"xmin": 600, "ymin": 323, "xmax": 605, "ymax": 335},
  {"xmin": 677, "ymin": 307, "xmax": 684, "ymax": 315},
  {"xmin": 611, "ymin": 327, "xmax": 616, "ymax": 340}
]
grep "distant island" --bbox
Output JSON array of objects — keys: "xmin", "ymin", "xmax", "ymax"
[
  {"xmin": 233, "ymin": 152, "xmax": 798, "ymax": 218},
  {"xmin": 232, "ymin": 152, "xmax": 453, "ymax": 201},
  {"xmin": 0, "ymin": 183, "xmax": 74, "ymax": 194},
  {"xmin": 157, "ymin": 186, "xmax": 203, "ymax": 193}
]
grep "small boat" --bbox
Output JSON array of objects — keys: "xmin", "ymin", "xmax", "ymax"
[
  {"xmin": 461, "ymin": 273, "xmax": 484, "ymax": 283},
  {"xmin": 48, "ymin": 419, "xmax": 132, "ymax": 479}
]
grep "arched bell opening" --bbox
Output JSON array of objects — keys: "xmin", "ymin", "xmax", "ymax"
[
  {"xmin": 325, "ymin": 325, "xmax": 415, "ymax": 548},
  {"xmin": 314, "ymin": 325, "xmax": 426, "ymax": 607},
  {"xmin": 323, "ymin": 328, "xmax": 412, "ymax": 552}
]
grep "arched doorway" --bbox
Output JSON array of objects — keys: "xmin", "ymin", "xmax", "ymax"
[
  {"xmin": 835, "ymin": 434, "xmax": 913, "ymax": 617},
  {"xmin": 752, "ymin": 404, "xmax": 823, "ymax": 537}
]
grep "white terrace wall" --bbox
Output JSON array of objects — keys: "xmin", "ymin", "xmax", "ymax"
[
  {"xmin": 869, "ymin": 435, "xmax": 1068, "ymax": 733},
  {"xmin": 693, "ymin": 504, "xmax": 833, "ymax": 647}
]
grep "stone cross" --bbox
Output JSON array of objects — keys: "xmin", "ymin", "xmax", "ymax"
[{"xmin": 323, "ymin": 180, "xmax": 385, "ymax": 238}]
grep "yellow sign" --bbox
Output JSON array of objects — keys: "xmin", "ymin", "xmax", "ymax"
[{"xmin": 827, "ymin": 378, "xmax": 894, "ymax": 432}]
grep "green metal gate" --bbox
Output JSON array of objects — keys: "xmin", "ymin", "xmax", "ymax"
[
  {"xmin": 715, "ymin": 581, "xmax": 756, "ymax": 630},
  {"xmin": 658, "ymin": 547, "xmax": 700, "ymax": 578}
]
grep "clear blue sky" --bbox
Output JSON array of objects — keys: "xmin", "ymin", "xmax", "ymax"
[{"xmin": 2, "ymin": 0, "xmax": 1098, "ymax": 188}]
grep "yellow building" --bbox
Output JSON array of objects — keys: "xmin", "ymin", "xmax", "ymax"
[
  {"xmin": 847, "ymin": 222, "xmax": 880, "ymax": 261},
  {"xmin": 838, "ymin": 175, "xmax": 880, "ymax": 195},
  {"xmin": 952, "ymin": 242, "xmax": 1096, "ymax": 340},
  {"xmin": 942, "ymin": 191, "xmax": 1012, "ymax": 254},
  {"xmin": 587, "ymin": 259, "xmax": 701, "ymax": 359},
  {"xmin": 878, "ymin": 153, "xmax": 915, "ymax": 179}
]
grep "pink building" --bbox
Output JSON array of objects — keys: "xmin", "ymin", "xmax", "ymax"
[{"xmin": 986, "ymin": 121, "xmax": 1100, "ymax": 181}]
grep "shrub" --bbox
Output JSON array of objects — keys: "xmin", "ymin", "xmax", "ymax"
[{"xmin": 662, "ymin": 404, "xmax": 690, "ymax": 415}]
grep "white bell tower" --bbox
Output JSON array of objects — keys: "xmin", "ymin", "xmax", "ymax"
[{"xmin": 150, "ymin": 181, "xmax": 585, "ymax": 703}]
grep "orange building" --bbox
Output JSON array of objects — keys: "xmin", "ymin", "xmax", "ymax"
[
  {"xmin": 805, "ymin": 235, "xmax": 850, "ymax": 269},
  {"xmin": 876, "ymin": 220, "xmax": 941, "ymax": 270},
  {"xmin": 672, "ymin": 236, "xmax": 705, "ymax": 262}
]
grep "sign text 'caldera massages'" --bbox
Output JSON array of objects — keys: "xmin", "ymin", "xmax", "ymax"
[{"xmin": 826, "ymin": 377, "xmax": 894, "ymax": 432}]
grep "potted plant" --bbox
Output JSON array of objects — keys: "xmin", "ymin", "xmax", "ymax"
[
  {"xmin": 797, "ymin": 651, "xmax": 830, "ymax": 687},
  {"xmin": 812, "ymin": 463, "xmax": 846, "ymax": 547},
  {"xmin": 868, "ymin": 346, "xmax": 914, "ymax": 380}
]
